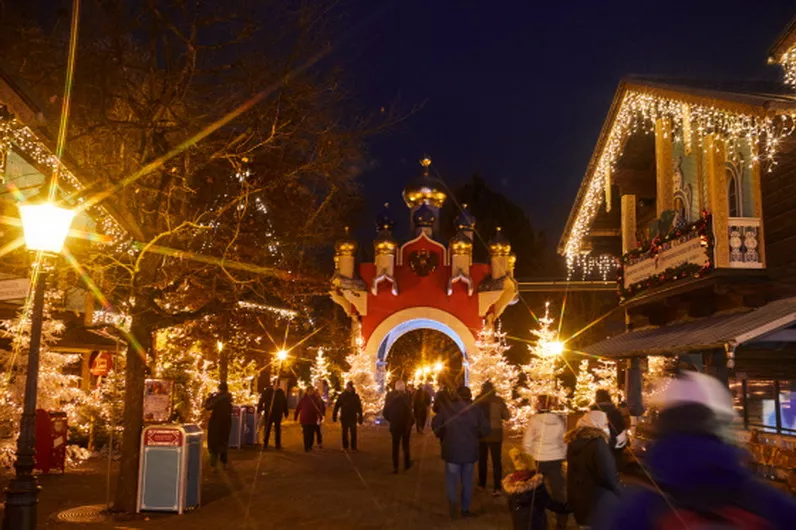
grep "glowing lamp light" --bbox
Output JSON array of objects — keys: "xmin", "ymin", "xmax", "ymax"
[
  {"xmin": 422, "ymin": 366, "xmax": 431, "ymax": 376},
  {"xmin": 216, "ymin": 341, "xmax": 224, "ymax": 352},
  {"xmin": 19, "ymin": 202, "xmax": 75, "ymax": 253},
  {"xmin": 542, "ymin": 340, "xmax": 565, "ymax": 357},
  {"xmin": 433, "ymin": 361, "xmax": 444, "ymax": 373},
  {"xmin": 276, "ymin": 349, "xmax": 289, "ymax": 362}
]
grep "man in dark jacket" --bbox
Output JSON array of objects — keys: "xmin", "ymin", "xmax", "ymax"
[
  {"xmin": 476, "ymin": 381, "xmax": 510, "ymax": 496},
  {"xmin": 413, "ymin": 385, "xmax": 431, "ymax": 434},
  {"xmin": 333, "ymin": 381, "xmax": 363, "ymax": 451},
  {"xmin": 257, "ymin": 381, "xmax": 289, "ymax": 449},
  {"xmin": 382, "ymin": 380, "xmax": 414, "ymax": 473},
  {"xmin": 294, "ymin": 387, "xmax": 324, "ymax": 452},
  {"xmin": 204, "ymin": 382, "xmax": 233, "ymax": 469},
  {"xmin": 566, "ymin": 410, "xmax": 620, "ymax": 526},
  {"xmin": 592, "ymin": 389, "xmax": 627, "ymax": 469},
  {"xmin": 432, "ymin": 386, "xmax": 491, "ymax": 518},
  {"xmin": 593, "ymin": 372, "xmax": 796, "ymax": 530}
]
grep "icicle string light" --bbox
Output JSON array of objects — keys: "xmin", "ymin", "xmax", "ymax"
[
  {"xmin": 563, "ymin": 87, "xmax": 796, "ymax": 261},
  {"xmin": 781, "ymin": 46, "xmax": 796, "ymax": 88}
]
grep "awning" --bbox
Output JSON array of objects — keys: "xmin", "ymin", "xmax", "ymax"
[{"xmin": 583, "ymin": 296, "xmax": 796, "ymax": 358}]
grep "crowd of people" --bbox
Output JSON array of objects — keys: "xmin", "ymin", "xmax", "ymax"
[{"xmin": 203, "ymin": 371, "xmax": 796, "ymax": 529}]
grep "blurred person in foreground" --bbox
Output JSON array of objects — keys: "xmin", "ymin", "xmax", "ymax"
[
  {"xmin": 476, "ymin": 381, "xmax": 510, "ymax": 496},
  {"xmin": 566, "ymin": 410, "xmax": 620, "ymax": 527},
  {"xmin": 502, "ymin": 448, "xmax": 570, "ymax": 530},
  {"xmin": 204, "ymin": 381, "xmax": 233, "ymax": 469},
  {"xmin": 432, "ymin": 386, "xmax": 490, "ymax": 518},
  {"xmin": 593, "ymin": 371, "xmax": 796, "ymax": 530},
  {"xmin": 523, "ymin": 394, "xmax": 568, "ymax": 530},
  {"xmin": 333, "ymin": 381, "xmax": 363, "ymax": 451}
]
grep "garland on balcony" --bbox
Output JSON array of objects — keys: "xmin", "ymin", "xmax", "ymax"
[{"xmin": 617, "ymin": 211, "xmax": 714, "ymax": 301}]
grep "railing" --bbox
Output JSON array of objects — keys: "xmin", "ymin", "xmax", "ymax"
[{"xmin": 728, "ymin": 217, "xmax": 764, "ymax": 269}]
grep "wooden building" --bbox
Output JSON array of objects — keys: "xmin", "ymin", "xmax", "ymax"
[{"xmin": 559, "ymin": 22, "xmax": 796, "ymax": 439}]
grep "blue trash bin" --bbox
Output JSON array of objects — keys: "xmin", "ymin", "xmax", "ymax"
[
  {"xmin": 241, "ymin": 405, "xmax": 257, "ymax": 446},
  {"xmin": 228, "ymin": 405, "xmax": 242, "ymax": 449},
  {"xmin": 137, "ymin": 424, "xmax": 203, "ymax": 514}
]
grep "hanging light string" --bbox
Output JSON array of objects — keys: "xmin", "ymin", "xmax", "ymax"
[
  {"xmin": 563, "ymin": 86, "xmax": 796, "ymax": 263},
  {"xmin": 780, "ymin": 46, "xmax": 796, "ymax": 88}
]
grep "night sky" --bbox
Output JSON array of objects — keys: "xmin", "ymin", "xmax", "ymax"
[{"xmin": 344, "ymin": 0, "xmax": 793, "ymax": 252}]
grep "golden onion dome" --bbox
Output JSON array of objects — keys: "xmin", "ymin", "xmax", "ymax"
[
  {"xmin": 509, "ymin": 252, "xmax": 517, "ymax": 267},
  {"xmin": 402, "ymin": 157, "xmax": 447, "ymax": 209},
  {"xmin": 454, "ymin": 204, "xmax": 476, "ymax": 232},
  {"xmin": 374, "ymin": 229, "xmax": 397, "ymax": 255},
  {"xmin": 450, "ymin": 230, "xmax": 473, "ymax": 256},
  {"xmin": 488, "ymin": 226, "xmax": 512, "ymax": 256},
  {"xmin": 335, "ymin": 227, "xmax": 358, "ymax": 257}
]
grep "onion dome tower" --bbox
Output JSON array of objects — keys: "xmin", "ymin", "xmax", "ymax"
[
  {"xmin": 448, "ymin": 228, "xmax": 474, "ymax": 295},
  {"xmin": 334, "ymin": 226, "xmax": 358, "ymax": 278},
  {"xmin": 454, "ymin": 204, "xmax": 476, "ymax": 242},
  {"xmin": 403, "ymin": 157, "xmax": 446, "ymax": 237},
  {"xmin": 372, "ymin": 203, "xmax": 398, "ymax": 295},
  {"xmin": 488, "ymin": 226, "xmax": 512, "ymax": 279}
]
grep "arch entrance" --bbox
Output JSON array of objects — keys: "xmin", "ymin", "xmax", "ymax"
[
  {"xmin": 366, "ymin": 307, "xmax": 476, "ymax": 391},
  {"xmin": 329, "ymin": 158, "xmax": 519, "ymax": 392}
]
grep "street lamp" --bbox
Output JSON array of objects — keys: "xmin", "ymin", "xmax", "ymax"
[
  {"xmin": 4, "ymin": 201, "xmax": 74, "ymax": 530},
  {"xmin": 542, "ymin": 339, "xmax": 565, "ymax": 357},
  {"xmin": 276, "ymin": 349, "xmax": 289, "ymax": 362},
  {"xmin": 433, "ymin": 361, "xmax": 444, "ymax": 373}
]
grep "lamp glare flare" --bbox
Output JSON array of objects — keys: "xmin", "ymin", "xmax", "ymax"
[
  {"xmin": 276, "ymin": 349, "xmax": 289, "ymax": 362},
  {"xmin": 563, "ymin": 88, "xmax": 796, "ymax": 267},
  {"xmin": 19, "ymin": 203, "xmax": 75, "ymax": 253}
]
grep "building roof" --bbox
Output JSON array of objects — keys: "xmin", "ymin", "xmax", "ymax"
[
  {"xmin": 558, "ymin": 76, "xmax": 796, "ymax": 257},
  {"xmin": 582, "ymin": 296, "xmax": 796, "ymax": 358},
  {"xmin": 769, "ymin": 17, "xmax": 796, "ymax": 62}
]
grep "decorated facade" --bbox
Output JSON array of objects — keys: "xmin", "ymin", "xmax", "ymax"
[
  {"xmin": 330, "ymin": 158, "xmax": 519, "ymax": 390},
  {"xmin": 558, "ymin": 18, "xmax": 796, "ymax": 448}
]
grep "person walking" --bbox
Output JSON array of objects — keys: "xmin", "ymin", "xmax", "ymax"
[
  {"xmin": 592, "ymin": 389, "xmax": 627, "ymax": 470},
  {"xmin": 476, "ymin": 381, "xmax": 510, "ymax": 496},
  {"xmin": 432, "ymin": 386, "xmax": 490, "ymax": 518},
  {"xmin": 432, "ymin": 385, "xmax": 452, "ymax": 413},
  {"xmin": 383, "ymin": 380, "xmax": 414, "ymax": 473},
  {"xmin": 312, "ymin": 387, "xmax": 326, "ymax": 449},
  {"xmin": 523, "ymin": 395, "xmax": 568, "ymax": 530},
  {"xmin": 257, "ymin": 381, "xmax": 289, "ymax": 449},
  {"xmin": 204, "ymin": 382, "xmax": 233, "ymax": 469},
  {"xmin": 295, "ymin": 386, "xmax": 323, "ymax": 452},
  {"xmin": 413, "ymin": 384, "xmax": 431, "ymax": 433},
  {"xmin": 593, "ymin": 371, "xmax": 796, "ymax": 530},
  {"xmin": 565, "ymin": 410, "xmax": 620, "ymax": 528},
  {"xmin": 333, "ymin": 381, "xmax": 363, "ymax": 451}
]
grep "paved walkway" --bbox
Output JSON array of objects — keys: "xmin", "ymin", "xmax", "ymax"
[{"xmin": 1, "ymin": 421, "xmax": 543, "ymax": 529}]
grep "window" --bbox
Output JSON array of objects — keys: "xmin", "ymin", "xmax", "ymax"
[
  {"xmin": 725, "ymin": 164, "xmax": 742, "ymax": 218},
  {"xmin": 740, "ymin": 379, "xmax": 796, "ymax": 436}
]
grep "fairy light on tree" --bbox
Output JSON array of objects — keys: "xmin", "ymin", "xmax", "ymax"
[
  {"xmin": 469, "ymin": 321, "xmax": 518, "ymax": 404},
  {"xmin": 341, "ymin": 339, "xmax": 382, "ymax": 421},
  {"xmin": 572, "ymin": 359, "xmax": 597, "ymax": 411},
  {"xmin": 310, "ymin": 347, "xmax": 330, "ymax": 388},
  {"xmin": 514, "ymin": 302, "xmax": 570, "ymax": 431},
  {"xmin": 593, "ymin": 359, "xmax": 623, "ymax": 403}
]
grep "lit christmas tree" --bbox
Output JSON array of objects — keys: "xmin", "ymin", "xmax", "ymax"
[
  {"xmin": 469, "ymin": 321, "xmax": 518, "ymax": 404},
  {"xmin": 594, "ymin": 359, "xmax": 623, "ymax": 403},
  {"xmin": 310, "ymin": 347, "xmax": 330, "ymax": 388},
  {"xmin": 643, "ymin": 356, "xmax": 672, "ymax": 405},
  {"xmin": 341, "ymin": 338, "xmax": 382, "ymax": 421},
  {"xmin": 572, "ymin": 359, "xmax": 597, "ymax": 411},
  {"xmin": 514, "ymin": 302, "xmax": 569, "ymax": 431},
  {"xmin": 0, "ymin": 289, "xmax": 91, "ymax": 468}
]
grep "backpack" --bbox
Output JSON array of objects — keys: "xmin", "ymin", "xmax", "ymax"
[{"xmin": 654, "ymin": 485, "xmax": 770, "ymax": 530}]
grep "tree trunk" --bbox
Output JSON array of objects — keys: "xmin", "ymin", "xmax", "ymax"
[{"xmin": 112, "ymin": 315, "xmax": 153, "ymax": 513}]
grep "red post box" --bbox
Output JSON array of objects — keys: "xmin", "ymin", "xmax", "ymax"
[{"xmin": 34, "ymin": 409, "xmax": 68, "ymax": 473}]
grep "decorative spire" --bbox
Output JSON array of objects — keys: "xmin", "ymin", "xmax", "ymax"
[
  {"xmin": 375, "ymin": 202, "xmax": 395, "ymax": 232},
  {"xmin": 335, "ymin": 226, "xmax": 357, "ymax": 257},
  {"xmin": 489, "ymin": 226, "xmax": 512, "ymax": 256},
  {"xmin": 403, "ymin": 154, "xmax": 446, "ymax": 209},
  {"xmin": 454, "ymin": 203, "xmax": 476, "ymax": 232}
]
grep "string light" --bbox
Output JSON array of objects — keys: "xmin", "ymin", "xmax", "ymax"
[
  {"xmin": 237, "ymin": 300, "xmax": 296, "ymax": 320},
  {"xmin": 566, "ymin": 253, "xmax": 618, "ymax": 281},
  {"xmin": 780, "ymin": 46, "xmax": 796, "ymax": 88},
  {"xmin": 91, "ymin": 309, "xmax": 132, "ymax": 331},
  {"xmin": 0, "ymin": 115, "xmax": 127, "ymax": 246},
  {"xmin": 562, "ymin": 87, "xmax": 796, "ymax": 262}
]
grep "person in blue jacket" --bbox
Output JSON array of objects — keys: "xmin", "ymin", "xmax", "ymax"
[{"xmin": 593, "ymin": 371, "xmax": 796, "ymax": 530}]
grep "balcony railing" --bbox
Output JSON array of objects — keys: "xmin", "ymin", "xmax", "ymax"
[{"xmin": 728, "ymin": 217, "xmax": 763, "ymax": 269}]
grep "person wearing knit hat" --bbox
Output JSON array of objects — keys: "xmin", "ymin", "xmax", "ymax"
[
  {"xmin": 565, "ymin": 410, "xmax": 619, "ymax": 527},
  {"xmin": 502, "ymin": 448, "xmax": 570, "ymax": 529},
  {"xmin": 592, "ymin": 371, "xmax": 796, "ymax": 530}
]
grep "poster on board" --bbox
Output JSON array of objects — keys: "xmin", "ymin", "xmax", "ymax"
[{"xmin": 143, "ymin": 379, "xmax": 173, "ymax": 423}]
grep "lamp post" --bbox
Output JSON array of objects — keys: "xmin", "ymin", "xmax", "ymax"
[{"xmin": 4, "ymin": 201, "xmax": 74, "ymax": 530}]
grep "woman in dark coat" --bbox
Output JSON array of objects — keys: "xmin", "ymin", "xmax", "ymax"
[
  {"xmin": 204, "ymin": 382, "xmax": 233, "ymax": 469},
  {"xmin": 565, "ymin": 410, "xmax": 620, "ymax": 527},
  {"xmin": 295, "ymin": 387, "xmax": 324, "ymax": 452},
  {"xmin": 503, "ymin": 448, "xmax": 570, "ymax": 530}
]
